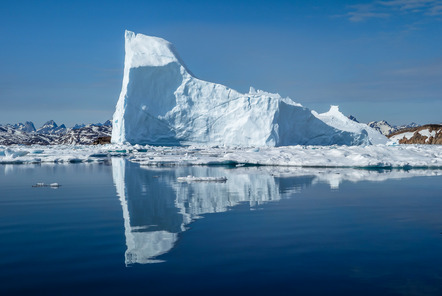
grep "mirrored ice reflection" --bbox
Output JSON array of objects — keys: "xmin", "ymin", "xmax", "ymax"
[{"xmin": 111, "ymin": 159, "xmax": 442, "ymax": 265}]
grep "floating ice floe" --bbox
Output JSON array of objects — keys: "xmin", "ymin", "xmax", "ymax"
[
  {"xmin": 177, "ymin": 175, "xmax": 228, "ymax": 182},
  {"xmin": 32, "ymin": 182, "xmax": 61, "ymax": 188}
]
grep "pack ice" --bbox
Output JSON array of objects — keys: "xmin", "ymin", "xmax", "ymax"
[{"xmin": 112, "ymin": 31, "xmax": 386, "ymax": 146}]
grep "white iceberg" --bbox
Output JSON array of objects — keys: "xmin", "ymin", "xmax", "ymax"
[{"xmin": 112, "ymin": 31, "xmax": 380, "ymax": 147}]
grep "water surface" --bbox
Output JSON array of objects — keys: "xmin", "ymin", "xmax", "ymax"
[{"xmin": 0, "ymin": 160, "xmax": 441, "ymax": 295}]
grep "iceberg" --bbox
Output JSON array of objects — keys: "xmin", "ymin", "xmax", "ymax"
[{"xmin": 112, "ymin": 31, "xmax": 380, "ymax": 147}]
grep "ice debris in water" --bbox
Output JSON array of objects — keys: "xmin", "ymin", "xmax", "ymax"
[
  {"xmin": 1, "ymin": 144, "xmax": 441, "ymax": 168},
  {"xmin": 177, "ymin": 175, "xmax": 228, "ymax": 182},
  {"xmin": 32, "ymin": 183, "xmax": 61, "ymax": 188}
]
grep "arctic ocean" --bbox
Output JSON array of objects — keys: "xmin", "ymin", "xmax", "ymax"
[{"xmin": 1, "ymin": 160, "xmax": 441, "ymax": 295}]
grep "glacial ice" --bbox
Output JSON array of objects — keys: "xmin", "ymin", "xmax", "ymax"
[{"xmin": 112, "ymin": 31, "xmax": 383, "ymax": 146}]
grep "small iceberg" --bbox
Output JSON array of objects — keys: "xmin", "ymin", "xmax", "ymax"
[
  {"xmin": 177, "ymin": 175, "xmax": 227, "ymax": 183},
  {"xmin": 32, "ymin": 182, "xmax": 61, "ymax": 188}
]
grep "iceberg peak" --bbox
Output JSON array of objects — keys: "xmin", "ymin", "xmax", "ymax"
[
  {"xmin": 124, "ymin": 30, "xmax": 188, "ymax": 71},
  {"xmin": 328, "ymin": 105, "xmax": 340, "ymax": 113}
]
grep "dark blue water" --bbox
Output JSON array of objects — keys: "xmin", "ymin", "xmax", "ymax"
[{"xmin": 0, "ymin": 160, "xmax": 441, "ymax": 295}]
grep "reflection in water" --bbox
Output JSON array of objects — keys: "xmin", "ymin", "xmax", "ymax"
[
  {"xmin": 112, "ymin": 159, "xmax": 287, "ymax": 264},
  {"xmin": 112, "ymin": 159, "xmax": 441, "ymax": 265}
]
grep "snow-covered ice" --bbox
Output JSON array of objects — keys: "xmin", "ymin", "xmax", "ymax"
[
  {"xmin": 0, "ymin": 145, "xmax": 125, "ymax": 164},
  {"xmin": 1, "ymin": 144, "xmax": 441, "ymax": 168},
  {"xmin": 129, "ymin": 145, "xmax": 442, "ymax": 168},
  {"xmin": 112, "ymin": 31, "xmax": 381, "ymax": 147}
]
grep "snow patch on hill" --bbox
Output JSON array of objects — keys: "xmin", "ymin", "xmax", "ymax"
[{"xmin": 389, "ymin": 125, "xmax": 442, "ymax": 145}]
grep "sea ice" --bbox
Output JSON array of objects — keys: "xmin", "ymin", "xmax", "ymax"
[{"xmin": 1, "ymin": 144, "xmax": 441, "ymax": 168}]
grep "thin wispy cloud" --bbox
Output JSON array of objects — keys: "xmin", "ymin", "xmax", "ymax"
[
  {"xmin": 380, "ymin": 0, "xmax": 438, "ymax": 12},
  {"xmin": 347, "ymin": 4, "xmax": 390, "ymax": 22},
  {"xmin": 428, "ymin": 3, "xmax": 442, "ymax": 15},
  {"xmin": 345, "ymin": 0, "xmax": 442, "ymax": 22}
]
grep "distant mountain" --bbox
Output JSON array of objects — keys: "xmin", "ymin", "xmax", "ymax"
[
  {"xmin": 72, "ymin": 120, "xmax": 112, "ymax": 130},
  {"xmin": 0, "ymin": 120, "xmax": 112, "ymax": 145},
  {"xmin": 0, "ymin": 125, "xmax": 56, "ymax": 145},
  {"xmin": 13, "ymin": 121, "xmax": 36, "ymax": 133},
  {"xmin": 72, "ymin": 123, "xmax": 86, "ymax": 130},
  {"xmin": 396, "ymin": 122, "xmax": 420, "ymax": 130},
  {"xmin": 59, "ymin": 124, "xmax": 112, "ymax": 145},
  {"xmin": 368, "ymin": 120, "xmax": 397, "ymax": 136},
  {"xmin": 36, "ymin": 120, "xmax": 67, "ymax": 134},
  {"xmin": 368, "ymin": 121, "xmax": 421, "ymax": 136}
]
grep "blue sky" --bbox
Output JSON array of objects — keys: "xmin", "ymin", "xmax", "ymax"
[{"xmin": 1, "ymin": 0, "xmax": 441, "ymax": 127}]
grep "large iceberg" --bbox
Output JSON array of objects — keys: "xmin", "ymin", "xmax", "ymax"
[{"xmin": 112, "ymin": 30, "xmax": 384, "ymax": 146}]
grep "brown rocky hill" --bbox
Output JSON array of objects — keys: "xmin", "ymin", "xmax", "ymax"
[{"xmin": 388, "ymin": 124, "xmax": 442, "ymax": 144}]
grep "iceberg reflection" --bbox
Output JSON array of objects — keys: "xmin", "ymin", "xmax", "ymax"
[{"xmin": 112, "ymin": 159, "xmax": 441, "ymax": 265}]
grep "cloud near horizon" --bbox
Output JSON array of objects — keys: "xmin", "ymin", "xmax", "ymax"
[{"xmin": 346, "ymin": 0, "xmax": 442, "ymax": 22}]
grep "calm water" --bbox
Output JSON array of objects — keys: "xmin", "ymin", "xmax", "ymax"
[{"xmin": 0, "ymin": 160, "xmax": 441, "ymax": 295}]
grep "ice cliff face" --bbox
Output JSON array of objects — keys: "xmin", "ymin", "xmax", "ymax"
[{"xmin": 112, "ymin": 31, "xmax": 379, "ymax": 146}]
